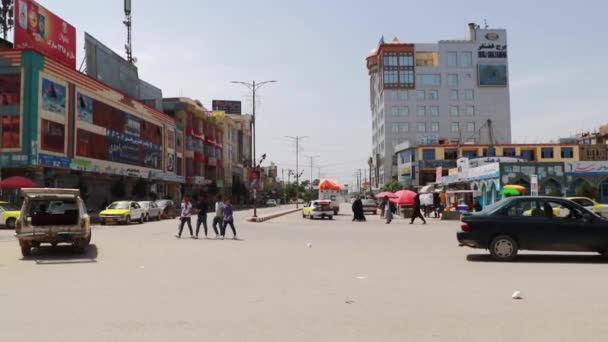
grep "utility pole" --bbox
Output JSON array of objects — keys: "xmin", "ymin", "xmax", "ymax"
[
  {"xmin": 305, "ymin": 155, "xmax": 319, "ymax": 191},
  {"xmin": 286, "ymin": 136, "xmax": 308, "ymax": 208},
  {"xmin": 1, "ymin": 0, "xmax": 14, "ymax": 41},
  {"xmin": 232, "ymin": 80, "xmax": 277, "ymax": 218}
]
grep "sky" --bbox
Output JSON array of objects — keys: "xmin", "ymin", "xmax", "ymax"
[{"xmin": 34, "ymin": 0, "xmax": 608, "ymax": 187}]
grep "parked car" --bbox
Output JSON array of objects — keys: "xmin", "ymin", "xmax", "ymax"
[
  {"xmin": 567, "ymin": 197, "xmax": 608, "ymax": 217},
  {"xmin": 302, "ymin": 200, "xmax": 334, "ymax": 220},
  {"xmin": 15, "ymin": 188, "xmax": 91, "ymax": 256},
  {"xmin": 362, "ymin": 199, "xmax": 378, "ymax": 214},
  {"xmin": 457, "ymin": 196, "xmax": 608, "ymax": 261},
  {"xmin": 156, "ymin": 200, "xmax": 177, "ymax": 219},
  {"xmin": 138, "ymin": 201, "xmax": 162, "ymax": 221},
  {"xmin": 99, "ymin": 201, "xmax": 144, "ymax": 225},
  {"xmin": 0, "ymin": 201, "xmax": 21, "ymax": 229},
  {"xmin": 265, "ymin": 199, "xmax": 278, "ymax": 207}
]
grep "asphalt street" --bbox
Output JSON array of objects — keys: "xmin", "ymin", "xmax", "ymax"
[{"xmin": 1, "ymin": 203, "xmax": 608, "ymax": 341}]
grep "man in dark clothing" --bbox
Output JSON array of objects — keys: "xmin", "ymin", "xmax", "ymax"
[
  {"xmin": 196, "ymin": 196, "xmax": 216, "ymax": 238},
  {"xmin": 410, "ymin": 192, "xmax": 427, "ymax": 224},
  {"xmin": 351, "ymin": 197, "xmax": 365, "ymax": 222}
]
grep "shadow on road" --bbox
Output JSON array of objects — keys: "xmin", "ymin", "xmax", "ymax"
[
  {"xmin": 22, "ymin": 244, "xmax": 99, "ymax": 264},
  {"xmin": 467, "ymin": 253, "xmax": 608, "ymax": 264}
]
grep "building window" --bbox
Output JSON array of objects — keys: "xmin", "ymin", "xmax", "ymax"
[
  {"xmin": 417, "ymin": 123, "xmax": 426, "ymax": 133},
  {"xmin": 449, "ymin": 90, "xmax": 459, "ymax": 100},
  {"xmin": 416, "ymin": 90, "xmax": 425, "ymax": 100},
  {"xmin": 430, "ymin": 122, "xmax": 439, "ymax": 132},
  {"xmin": 447, "ymin": 74, "xmax": 459, "ymax": 87},
  {"xmin": 541, "ymin": 147, "xmax": 554, "ymax": 159},
  {"xmin": 449, "ymin": 106, "xmax": 459, "ymax": 117},
  {"xmin": 463, "ymin": 150, "xmax": 477, "ymax": 158},
  {"xmin": 447, "ymin": 52, "xmax": 458, "ymax": 67},
  {"xmin": 391, "ymin": 124, "xmax": 400, "ymax": 133},
  {"xmin": 401, "ymin": 123, "xmax": 410, "ymax": 132},
  {"xmin": 416, "ymin": 74, "xmax": 441, "ymax": 87},
  {"xmin": 384, "ymin": 54, "xmax": 398, "ymax": 66},
  {"xmin": 465, "ymin": 89, "xmax": 474, "ymax": 100},
  {"xmin": 399, "ymin": 70, "xmax": 415, "ymax": 85},
  {"xmin": 521, "ymin": 149, "xmax": 535, "ymax": 161},
  {"xmin": 428, "ymin": 89, "xmax": 439, "ymax": 100},
  {"xmin": 461, "ymin": 51, "xmax": 473, "ymax": 67},
  {"xmin": 430, "ymin": 106, "xmax": 439, "ymax": 117},
  {"xmin": 466, "ymin": 122, "xmax": 475, "ymax": 132},
  {"xmin": 399, "ymin": 91, "xmax": 408, "ymax": 100},
  {"xmin": 465, "ymin": 106, "xmax": 475, "ymax": 116},
  {"xmin": 415, "ymin": 52, "xmax": 440, "ymax": 67},
  {"xmin": 483, "ymin": 148, "xmax": 496, "ymax": 157},
  {"xmin": 399, "ymin": 106, "xmax": 409, "ymax": 116},
  {"xmin": 1, "ymin": 116, "xmax": 20, "ymax": 148},
  {"xmin": 41, "ymin": 119, "xmax": 65, "ymax": 154},
  {"xmin": 417, "ymin": 106, "xmax": 426, "ymax": 117},
  {"xmin": 383, "ymin": 70, "xmax": 398, "ymax": 84},
  {"xmin": 561, "ymin": 147, "xmax": 574, "ymax": 158},
  {"xmin": 399, "ymin": 54, "xmax": 414, "ymax": 66},
  {"xmin": 445, "ymin": 149, "xmax": 458, "ymax": 160},
  {"xmin": 503, "ymin": 147, "xmax": 517, "ymax": 157},
  {"xmin": 391, "ymin": 106, "xmax": 399, "ymax": 116},
  {"xmin": 451, "ymin": 122, "xmax": 460, "ymax": 133},
  {"xmin": 383, "ymin": 52, "xmax": 415, "ymax": 88},
  {"xmin": 423, "ymin": 148, "xmax": 436, "ymax": 160}
]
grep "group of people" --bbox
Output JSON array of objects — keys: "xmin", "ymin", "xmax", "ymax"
[
  {"xmin": 350, "ymin": 192, "xmax": 431, "ymax": 225},
  {"xmin": 176, "ymin": 195, "xmax": 238, "ymax": 240}
]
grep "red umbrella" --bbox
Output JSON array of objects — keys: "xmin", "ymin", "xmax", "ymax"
[
  {"xmin": 0, "ymin": 176, "xmax": 37, "ymax": 189},
  {"xmin": 319, "ymin": 179, "xmax": 342, "ymax": 191},
  {"xmin": 390, "ymin": 190, "xmax": 417, "ymax": 205},
  {"xmin": 375, "ymin": 192, "xmax": 397, "ymax": 199}
]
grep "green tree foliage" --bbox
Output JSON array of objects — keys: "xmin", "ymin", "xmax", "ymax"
[
  {"xmin": 576, "ymin": 182, "xmax": 597, "ymax": 200},
  {"xmin": 382, "ymin": 180, "xmax": 403, "ymax": 192}
]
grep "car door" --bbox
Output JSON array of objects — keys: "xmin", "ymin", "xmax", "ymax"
[
  {"xmin": 150, "ymin": 202, "xmax": 159, "ymax": 217},
  {"xmin": 499, "ymin": 198, "xmax": 550, "ymax": 251},
  {"xmin": 0, "ymin": 205, "xmax": 6, "ymax": 225},
  {"xmin": 539, "ymin": 199, "xmax": 599, "ymax": 252},
  {"xmin": 131, "ymin": 202, "xmax": 142, "ymax": 219}
]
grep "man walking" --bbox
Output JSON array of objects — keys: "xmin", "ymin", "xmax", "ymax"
[
  {"xmin": 196, "ymin": 195, "xmax": 216, "ymax": 238},
  {"xmin": 410, "ymin": 192, "xmax": 427, "ymax": 225},
  {"xmin": 221, "ymin": 199, "xmax": 238, "ymax": 240},
  {"xmin": 384, "ymin": 196, "xmax": 393, "ymax": 224},
  {"xmin": 212, "ymin": 195, "xmax": 224, "ymax": 236},
  {"xmin": 176, "ymin": 196, "xmax": 194, "ymax": 238}
]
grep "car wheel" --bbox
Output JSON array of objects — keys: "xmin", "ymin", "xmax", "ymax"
[
  {"xmin": 489, "ymin": 235, "xmax": 518, "ymax": 261},
  {"xmin": 302, "ymin": 213, "xmax": 306, "ymax": 218},
  {"xmin": 6, "ymin": 218, "xmax": 16, "ymax": 229},
  {"xmin": 328, "ymin": 216, "xmax": 333, "ymax": 220},
  {"xmin": 19, "ymin": 240, "xmax": 31, "ymax": 257},
  {"xmin": 144, "ymin": 214, "xmax": 149, "ymax": 222},
  {"xmin": 125, "ymin": 216, "xmax": 131, "ymax": 225},
  {"xmin": 73, "ymin": 239, "xmax": 88, "ymax": 254},
  {"xmin": 140, "ymin": 215, "xmax": 145, "ymax": 224}
]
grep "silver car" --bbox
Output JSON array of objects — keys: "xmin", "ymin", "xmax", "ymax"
[
  {"xmin": 15, "ymin": 188, "xmax": 91, "ymax": 257},
  {"xmin": 138, "ymin": 201, "xmax": 162, "ymax": 221}
]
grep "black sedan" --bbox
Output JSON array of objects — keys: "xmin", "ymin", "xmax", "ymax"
[{"xmin": 457, "ymin": 196, "xmax": 608, "ymax": 261}]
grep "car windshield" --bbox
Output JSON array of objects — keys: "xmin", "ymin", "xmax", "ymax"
[
  {"xmin": 0, "ymin": 202, "xmax": 19, "ymax": 211},
  {"xmin": 107, "ymin": 202, "xmax": 130, "ymax": 210},
  {"xmin": 156, "ymin": 200, "xmax": 170, "ymax": 207},
  {"xmin": 138, "ymin": 202, "xmax": 150, "ymax": 208},
  {"xmin": 478, "ymin": 198, "xmax": 510, "ymax": 215}
]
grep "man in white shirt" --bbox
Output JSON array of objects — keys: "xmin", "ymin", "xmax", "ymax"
[
  {"xmin": 176, "ymin": 196, "xmax": 194, "ymax": 238},
  {"xmin": 212, "ymin": 195, "xmax": 224, "ymax": 235}
]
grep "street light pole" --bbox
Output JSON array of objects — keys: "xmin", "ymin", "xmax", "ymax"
[
  {"xmin": 231, "ymin": 80, "xmax": 277, "ymax": 218},
  {"xmin": 305, "ymin": 155, "xmax": 319, "ymax": 192},
  {"xmin": 286, "ymin": 136, "xmax": 307, "ymax": 208}
]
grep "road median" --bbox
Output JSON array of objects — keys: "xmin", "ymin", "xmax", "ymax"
[{"xmin": 247, "ymin": 207, "xmax": 301, "ymax": 222}]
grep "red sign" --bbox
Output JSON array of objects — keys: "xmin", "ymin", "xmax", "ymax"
[{"xmin": 14, "ymin": 0, "xmax": 77, "ymax": 68}]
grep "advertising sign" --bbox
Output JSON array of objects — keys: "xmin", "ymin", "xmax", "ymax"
[
  {"xmin": 0, "ymin": 74, "xmax": 21, "ymax": 106},
  {"xmin": 212, "ymin": 100, "xmax": 242, "ymax": 115},
  {"xmin": 531, "ymin": 174, "xmax": 539, "ymax": 196},
  {"xmin": 76, "ymin": 92, "xmax": 94, "ymax": 123},
  {"xmin": 39, "ymin": 153, "xmax": 71, "ymax": 168},
  {"xmin": 14, "ymin": 0, "xmax": 77, "ymax": 68},
  {"xmin": 41, "ymin": 78, "xmax": 66, "ymax": 114}
]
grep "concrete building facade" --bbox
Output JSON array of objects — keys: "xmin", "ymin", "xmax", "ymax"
[{"xmin": 367, "ymin": 23, "xmax": 512, "ymax": 186}]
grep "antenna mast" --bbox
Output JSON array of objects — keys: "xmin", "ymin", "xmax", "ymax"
[{"xmin": 123, "ymin": 0, "xmax": 133, "ymax": 63}]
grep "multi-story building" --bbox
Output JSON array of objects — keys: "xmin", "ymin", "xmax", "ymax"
[
  {"xmin": 221, "ymin": 113, "xmax": 252, "ymax": 203},
  {"xmin": 0, "ymin": 50, "xmax": 184, "ymax": 208},
  {"xmin": 162, "ymin": 98, "xmax": 223, "ymax": 197},
  {"xmin": 367, "ymin": 23, "xmax": 512, "ymax": 186}
]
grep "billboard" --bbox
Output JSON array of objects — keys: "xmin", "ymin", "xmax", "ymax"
[
  {"xmin": 478, "ymin": 64, "xmax": 508, "ymax": 87},
  {"xmin": 41, "ymin": 78, "xmax": 66, "ymax": 115},
  {"xmin": 14, "ymin": 0, "xmax": 77, "ymax": 68},
  {"xmin": 212, "ymin": 100, "xmax": 242, "ymax": 115}
]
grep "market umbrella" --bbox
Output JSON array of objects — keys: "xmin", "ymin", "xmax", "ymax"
[
  {"xmin": 0, "ymin": 176, "xmax": 37, "ymax": 189},
  {"xmin": 390, "ymin": 190, "xmax": 417, "ymax": 205},
  {"xmin": 375, "ymin": 192, "xmax": 397, "ymax": 199},
  {"xmin": 501, "ymin": 188, "xmax": 522, "ymax": 196},
  {"xmin": 503, "ymin": 184, "xmax": 526, "ymax": 192}
]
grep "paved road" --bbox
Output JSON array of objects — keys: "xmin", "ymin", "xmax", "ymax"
[{"xmin": 1, "ymin": 204, "xmax": 608, "ymax": 341}]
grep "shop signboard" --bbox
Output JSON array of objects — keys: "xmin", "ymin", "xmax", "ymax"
[
  {"xmin": 0, "ymin": 154, "xmax": 28, "ymax": 167},
  {"xmin": 41, "ymin": 78, "xmax": 67, "ymax": 115},
  {"xmin": 212, "ymin": 100, "xmax": 241, "ymax": 115},
  {"xmin": 566, "ymin": 162, "xmax": 608, "ymax": 175},
  {"xmin": 14, "ymin": 0, "xmax": 77, "ymax": 68},
  {"xmin": 38, "ymin": 153, "xmax": 71, "ymax": 168}
]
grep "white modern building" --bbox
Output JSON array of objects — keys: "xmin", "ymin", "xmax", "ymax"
[{"xmin": 366, "ymin": 23, "xmax": 512, "ymax": 186}]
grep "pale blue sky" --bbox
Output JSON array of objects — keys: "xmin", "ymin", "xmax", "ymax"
[{"xmin": 41, "ymin": 0, "xmax": 608, "ymax": 186}]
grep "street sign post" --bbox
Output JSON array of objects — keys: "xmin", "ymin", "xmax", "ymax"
[{"xmin": 531, "ymin": 174, "xmax": 538, "ymax": 196}]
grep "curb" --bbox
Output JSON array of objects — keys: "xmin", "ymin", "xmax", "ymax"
[{"xmin": 247, "ymin": 208, "xmax": 301, "ymax": 223}]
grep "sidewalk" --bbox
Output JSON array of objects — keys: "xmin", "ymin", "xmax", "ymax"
[{"xmin": 237, "ymin": 205, "xmax": 301, "ymax": 223}]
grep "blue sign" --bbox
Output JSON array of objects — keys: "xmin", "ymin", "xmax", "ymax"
[
  {"xmin": 39, "ymin": 153, "xmax": 71, "ymax": 168},
  {"xmin": 0, "ymin": 154, "xmax": 29, "ymax": 167}
]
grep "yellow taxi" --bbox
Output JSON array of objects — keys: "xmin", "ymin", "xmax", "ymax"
[
  {"xmin": 302, "ymin": 200, "xmax": 334, "ymax": 220},
  {"xmin": 0, "ymin": 201, "xmax": 21, "ymax": 229},
  {"xmin": 99, "ymin": 201, "xmax": 144, "ymax": 225},
  {"xmin": 567, "ymin": 197, "xmax": 608, "ymax": 216}
]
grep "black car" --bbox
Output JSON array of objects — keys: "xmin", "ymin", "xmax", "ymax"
[{"xmin": 457, "ymin": 196, "xmax": 608, "ymax": 261}]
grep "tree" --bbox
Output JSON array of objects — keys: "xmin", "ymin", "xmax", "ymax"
[
  {"xmin": 576, "ymin": 182, "xmax": 597, "ymax": 200},
  {"xmin": 382, "ymin": 180, "xmax": 403, "ymax": 192}
]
